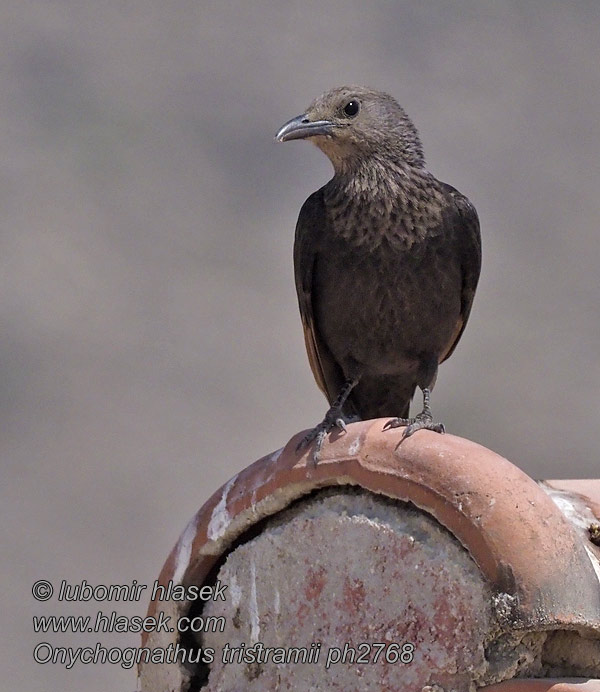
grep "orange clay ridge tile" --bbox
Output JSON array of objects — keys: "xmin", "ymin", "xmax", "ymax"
[{"xmin": 139, "ymin": 422, "xmax": 600, "ymax": 692}]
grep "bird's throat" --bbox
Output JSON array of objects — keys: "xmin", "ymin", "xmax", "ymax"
[{"xmin": 324, "ymin": 161, "xmax": 444, "ymax": 248}]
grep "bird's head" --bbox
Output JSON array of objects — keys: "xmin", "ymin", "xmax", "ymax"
[{"xmin": 276, "ymin": 86, "xmax": 424, "ymax": 173}]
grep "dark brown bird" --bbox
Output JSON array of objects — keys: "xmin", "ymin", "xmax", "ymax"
[{"xmin": 276, "ymin": 86, "xmax": 481, "ymax": 462}]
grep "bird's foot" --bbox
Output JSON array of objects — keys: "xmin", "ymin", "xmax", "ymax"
[
  {"xmin": 297, "ymin": 408, "xmax": 350, "ymax": 466},
  {"xmin": 383, "ymin": 387, "xmax": 444, "ymax": 443},
  {"xmin": 383, "ymin": 410, "xmax": 445, "ymax": 441}
]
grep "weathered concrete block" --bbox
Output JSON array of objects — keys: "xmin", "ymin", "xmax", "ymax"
[{"xmin": 201, "ymin": 489, "xmax": 492, "ymax": 690}]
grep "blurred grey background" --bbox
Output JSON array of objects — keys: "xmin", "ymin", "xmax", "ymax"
[{"xmin": 2, "ymin": 1, "xmax": 599, "ymax": 691}]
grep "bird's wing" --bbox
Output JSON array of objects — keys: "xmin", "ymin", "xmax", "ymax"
[
  {"xmin": 438, "ymin": 183, "xmax": 482, "ymax": 363},
  {"xmin": 293, "ymin": 188, "xmax": 344, "ymax": 403}
]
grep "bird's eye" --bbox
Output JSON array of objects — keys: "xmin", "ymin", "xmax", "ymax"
[{"xmin": 343, "ymin": 100, "xmax": 360, "ymax": 117}]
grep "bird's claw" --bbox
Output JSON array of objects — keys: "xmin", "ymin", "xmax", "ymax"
[
  {"xmin": 296, "ymin": 411, "xmax": 349, "ymax": 465},
  {"xmin": 384, "ymin": 411, "xmax": 445, "ymax": 444},
  {"xmin": 401, "ymin": 414, "xmax": 445, "ymax": 440},
  {"xmin": 383, "ymin": 416, "xmax": 411, "ymax": 430}
]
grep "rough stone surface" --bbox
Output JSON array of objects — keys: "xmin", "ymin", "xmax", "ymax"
[
  {"xmin": 542, "ymin": 631, "xmax": 600, "ymax": 677},
  {"xmin": 199, "ymin": 488, "xmax": 493, "ymax": 691}
]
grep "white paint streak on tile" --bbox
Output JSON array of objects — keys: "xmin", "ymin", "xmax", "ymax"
[
  {"xmin": 172, "ymin": 513, "xmax": 199, "ymax": 585},
  {"xmin": 542, "ymin": 484, "xmax": 600, "ymax": 586},
  {"xmin": 549, "ymin": 491, "xmax": 590, "ymax": 531},
  {"xmin": 207, "ymin": 474, "xmax": 238, "ymax": 542},
  {"xmin": 584, "ymin": 544, "xmax": 600, "ymax": 585},
  {"xmin": 270, "ymin": 446, "xmax": 284, "ymax": 463}
]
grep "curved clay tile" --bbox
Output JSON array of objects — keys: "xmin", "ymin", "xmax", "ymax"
[{"xmin": 139, "ymin": 421, "xmax": 600, "ymax": 691}]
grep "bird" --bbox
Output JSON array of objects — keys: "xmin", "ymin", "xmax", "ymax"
[{"xmin": 275, "ymin": 86, "xmax": 481, "ymax": 463}]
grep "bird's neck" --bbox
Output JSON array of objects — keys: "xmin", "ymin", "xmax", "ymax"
[
  {"xmin": 323, "ymin": 157, "xmax": 445, "ymax": 248},
  {"xmin": 330, "ymin": 154, "xmax": 422, "ymax": 197}
]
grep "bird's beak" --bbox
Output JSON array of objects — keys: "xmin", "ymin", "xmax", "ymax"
[{"xmin": 275, "ymin": 114, "xmax": 336, "ymax": 142}]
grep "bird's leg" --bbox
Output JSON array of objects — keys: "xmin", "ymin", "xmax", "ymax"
[
  {"xmin": 383, "ymin": 387, "xmax": 445, "ymax": 440},
  {"xmin": 297, "ymin": 377, "xmax": 359, "ymax": 465}
]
